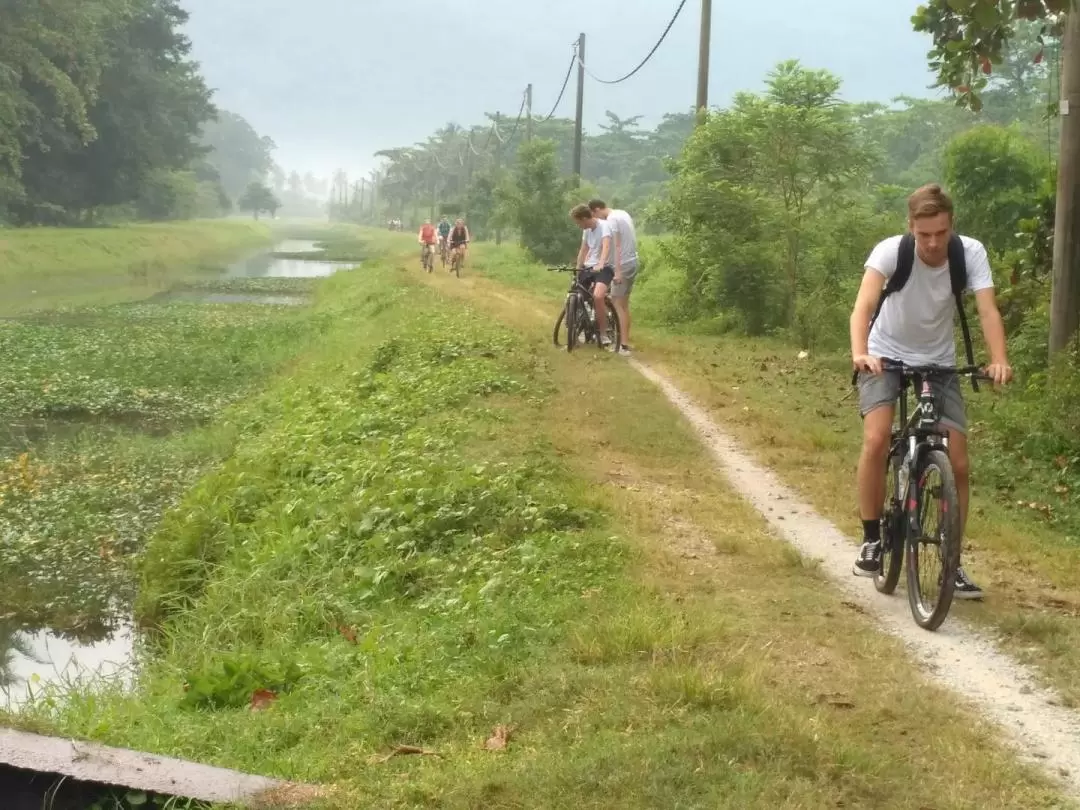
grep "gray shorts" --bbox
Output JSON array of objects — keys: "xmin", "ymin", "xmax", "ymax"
[
  {"xmin": 610, "ymin": 260, "xmax": 638, "ymax": 299},
  {"xmin": 857, "ymin": 371, "xmax": 967, "ymax": 434}
]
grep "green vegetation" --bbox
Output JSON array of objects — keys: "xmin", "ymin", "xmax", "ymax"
[
  {"xmin": 0, "ymin": 221, "xmax": 272, "ymax": 314},
  {"xmin": 0, "ymin": 1, "xmax": 279, "ymax": 224},
  {"xmin": 10, "ymin": 251, "xmax": 1070, "ymax": 808}
]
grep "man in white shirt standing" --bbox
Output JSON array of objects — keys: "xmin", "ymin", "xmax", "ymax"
[
  {"xmin": 589, "ymin": 199, "xmax": 638, "ymax": 354},
  {"xmin": 571, "ymin": 203, "xmax": 615, "ymax": 347},
  {"xmin": 850, "ymin": 184, "xmax": 1013, "ymax": 600}
]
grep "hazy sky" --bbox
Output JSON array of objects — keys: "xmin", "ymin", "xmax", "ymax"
[{"xmin": 180, "ymin": 0, "xmax": 940, "ymax": 178}]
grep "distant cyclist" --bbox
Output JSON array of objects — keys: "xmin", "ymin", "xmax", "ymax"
[
  {"xmin": 418, "ymin": 219, "xmax": 438, "ymax": 268},
  {"xmin": 448, "ymin": 218, "xmax": 470, "ymax": 270},
  {"xmin": 437, "ymin": 215, "xmax": 452, "ymax": 258}
]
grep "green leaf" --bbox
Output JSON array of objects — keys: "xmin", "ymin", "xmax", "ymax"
[{"xmin": 125, "ymin": 791, "xmax": 149, "ymax": 806}]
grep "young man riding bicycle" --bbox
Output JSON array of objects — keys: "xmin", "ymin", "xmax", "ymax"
[
  {"xmin": 417, "ymin": 219, "xmax": 438, "ymax": 269},
  {"xmin": 850, "ymin": 184, "xmax": 1013, "ymax": 599},
  {"xmin": 448, "ymin": 218, "xmax": 470, "ymax": 270},
  {"xmin": 437, "ymin": 215, "xmax": 452, "ymax": 260}
]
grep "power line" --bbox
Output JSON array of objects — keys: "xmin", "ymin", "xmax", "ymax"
[
  {"xmin": 538, "ymin": 47, "xmax": 578, "ymax": 121},
  {"xmin": 502, "ymin": 90, "xmax": 529, "ymax": 142},
  {"xmin": 576, "ymin": 0, "xmax": 689, "ymax": 85}
]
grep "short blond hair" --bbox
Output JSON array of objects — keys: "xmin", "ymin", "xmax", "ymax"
[
  {"xmin": 908, "ymin": 183, "xmax": 954, "ymax": 220},
  {"xmin": 569, "ymin": 203, "xmax": 592, "ymax": 221}
]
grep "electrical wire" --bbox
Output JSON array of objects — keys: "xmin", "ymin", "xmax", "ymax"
[
  {"xmin": 576, "ymin": 0, "xmax": 689, "ymax": 84},
  {"xmin": 538, "ymin": 47, "xmax": 578, "ymax": 121}
]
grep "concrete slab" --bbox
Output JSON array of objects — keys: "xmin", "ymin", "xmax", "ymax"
[{"xmin": 0, "ymin": 727, "xmax": 321, "ymax": 807}]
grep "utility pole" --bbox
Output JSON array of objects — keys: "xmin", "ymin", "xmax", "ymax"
[
  {"xmin": 525, "ymin": 83, "xmax": 533, "ymax": 142},
  {"xmin": 494, "ymin": 111, "xmax": 503, "ymax": 246},
  {"xmin": 572, "ymin": 32, "xmax": 586, "ymax": 183},
  {"xmin": 696, "ymin": 0, "xmax": 712, "ymax": 116},
  {"xmin": 1050, "ymin": 10, "xmax": 1080, "ymax": 357}
]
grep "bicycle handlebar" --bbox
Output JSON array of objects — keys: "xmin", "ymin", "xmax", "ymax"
[
  {"xmin": 547, "ymin": 265, "xmax": 579, "ymax": 273},
  {"xmin": 851, "ymin": 360, "xmax": 993, "ymax": 390}
]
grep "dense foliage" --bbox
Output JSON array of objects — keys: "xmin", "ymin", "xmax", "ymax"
[{"xmin": 0, "ymin": 0, "xmax": 277, "ymax": 225}]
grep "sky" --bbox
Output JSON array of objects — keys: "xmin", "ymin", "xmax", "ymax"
[{"xmin": 179, "ymin": 0, "xmax": 942, "ymax": 179}]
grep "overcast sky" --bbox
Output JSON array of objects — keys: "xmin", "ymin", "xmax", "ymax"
[{"xmin": 180, "ymin": 0, "xmax": 940, "ymax": 178}]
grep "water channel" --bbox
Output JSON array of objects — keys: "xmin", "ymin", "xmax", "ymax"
[{"xmin": 1, "ymin": 239, "xmax": 356, "ymax": 710}]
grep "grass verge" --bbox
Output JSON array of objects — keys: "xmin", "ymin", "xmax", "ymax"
[
  {"xmin": 10, "ymin": 245, "xmax": 1070, "ymax": 809},
  {"xmin": 0, "ymin": 220, "xmax": 273, "ymax": 314}
]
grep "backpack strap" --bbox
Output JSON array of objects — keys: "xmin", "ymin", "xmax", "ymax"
[
  {"xmin": 851, "ymin": 234, "xmax": 916, "ymax": 385},
  {"xmin": 947, "ymin": 234, "xmax": 979, "ymax": 392}
]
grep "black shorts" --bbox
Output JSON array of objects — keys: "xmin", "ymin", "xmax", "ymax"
[
  {"xmin": 580, "ymin": 265, "xmax": 614, "ymax": 288},
  {"xmin": 450, "ymin": 240, "xmax": 467, "ymax": 249}
]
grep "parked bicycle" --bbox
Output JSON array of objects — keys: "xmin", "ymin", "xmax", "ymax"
[
  {"xmin": 865, "ymin": 361, "xmax": 991, "ymax": 630},
  {"xmin": 548, "ymin": 266, "xmax": 621, "ymax": 353}
]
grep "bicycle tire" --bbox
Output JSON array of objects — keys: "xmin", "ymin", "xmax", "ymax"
[
  {"xmin": 565, "ymin": 296, "xmax": 579, "ymax": 353},
  {"xmin": 553, "ymin": 308, "xmax": 565, "ymax": 347},
  {"xmin": 874, "ymin": 452, "xmax": 904, "ymax": 595},
  {"xmin": 906, "ymin": 448, "xmax": 961, "ymax": 630},
  {"xmin": 603, "ymin": 300, "xmax": 621, "ymax": 352}
]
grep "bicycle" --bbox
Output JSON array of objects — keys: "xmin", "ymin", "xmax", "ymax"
[
  {"xmin": 420, "ymin": 243, "xmax": 436, "ymax": 273},
  {"xmin": 865, "ymin": 361, "xmax": 991, "ymax": 631},
  {"xmin": 450, "ymin": 244, "xmax": 465, "ymax": 278},
  {"xmin": 439, "ymin": 238, "xmax": 449, "ymax": 268},
  {"xmin": 548, "ymin": 265, "xmax": 621, "ymax": 353}
]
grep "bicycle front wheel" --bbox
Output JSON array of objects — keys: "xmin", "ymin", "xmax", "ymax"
[
  {"xmin": 906, "ymin": 448, "xmax": 962, "ymax": 630},
  {"xmin": 565, "ymin": 296, "xmax": 579, "ymax": 353}
]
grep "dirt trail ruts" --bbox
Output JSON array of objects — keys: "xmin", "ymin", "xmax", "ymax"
[{"xmin": 630, "ymin": 356, "xmax": 1080, "ymax": 799}]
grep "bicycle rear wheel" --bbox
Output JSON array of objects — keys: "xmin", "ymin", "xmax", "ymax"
[
  {"xmin": 906, "ymin": 448, "xmax": 961, "ymax": 630},
  {"xmin": 603, "ymin": 300, "xmax": 621, "ymax": 352},
  {"xmin": 874, "ymin": 452, "xmax": 904, "ymax": 595}
]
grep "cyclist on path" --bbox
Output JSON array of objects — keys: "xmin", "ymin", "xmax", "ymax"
[
  {"xmin": 588, "ymin": 199, "xmax": 638, "ymax": 354},
  {"xmin": 417, "ymin": 219, "xmax": 438, "ymax": 267},
  {"xmin": 437, "ymin": 215, "xmax": 452, "ymax": 256},
  {"xmin": 850, "ymin": 184, "xmax": 1013, "ymax": 600},
  {"xmin": 570, "ymin": 203, "xmax": 614, "ymax": 347},
  {"xmin": 448, "ymin": 218, "xmax": 470, "ymax": 270}
]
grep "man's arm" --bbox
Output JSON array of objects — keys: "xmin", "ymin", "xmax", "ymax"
[
  {"xmin": 598, "ymin": 235, "xmax": 611, "ymax": 269},
  {"xmin": 974, "ymin": 288, "xmax": 1013, "ymax": 385},
  {"xmin": 850, "ymin": 267, "xmax": 887, "ymax": 373},
  {"xmin": 576, "ymin": 235, "xmax": 588, "ymax": 268}
]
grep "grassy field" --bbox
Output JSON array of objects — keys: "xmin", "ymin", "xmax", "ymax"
[
  {"xmin": 0, "ymin": 224, "xmax": 361, "ymax": 659},
  {"xmin": 444, "ymin": 236, "xmax": 1080, "ymax": 711},
  {"xmin": 0, "ymin": 220, "xmax": 273, "ymax": 314},
  {"xmin": 7, "ymin": 240, "xmax": 1071, "ymax": 809}
]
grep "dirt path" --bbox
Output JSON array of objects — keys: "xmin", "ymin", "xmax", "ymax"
[
  {"xmin": 630, "ymin": 357, "xmax": 1080, "ymax": 797},
  {"xmin": 418, "ymin": 259, "xmax": 1080, "ymax": 798}
]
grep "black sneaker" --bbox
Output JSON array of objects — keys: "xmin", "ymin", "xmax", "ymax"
[
  {"xmin": 853, "ymin": 540, "xmax": 882, "ymax": 577},
  {"xmin": 954, "ymin": 566, "xmax": 984, "ymax": 600}
]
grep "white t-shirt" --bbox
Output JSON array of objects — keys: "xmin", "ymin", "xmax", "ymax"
[
  {"xmin": 866, "ymin": 234, "xmax": 994, "ymax": 366},
  {"xmin": 581, "ymin": 218, "xmax": 612, "ymax": 268},
  {"xmin": 606, "ymin": 209, "xmax": 638, "ymax": 267}
]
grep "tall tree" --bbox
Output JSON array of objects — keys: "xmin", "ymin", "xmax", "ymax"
[
  {"xmin": 200, "ymin": 110, "xmax": 276, "ymax": 200},
  {"xmin": 912, "ymin": 0, "xmax": 1079, "ymax": 357}
]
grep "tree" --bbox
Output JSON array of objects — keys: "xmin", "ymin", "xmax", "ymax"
[
  {"xmin": 943, "ymin": 125, "xmax": 1048, "ymax": 254},
  {"xmin": 238, "ymin": 181, "xmax": 280, "ymax": 219},
  {"xmin": 661, "ymin": 61, "xmax": 880, "ymax": 343},
  {"xmin": 200, "ymin": 110, "xmax": 276, "ymax": 201},
  {"xmin": 499, "ymin": 140, "xmax": 580, "ymax": 264},
  {"xmin": 912, "ymin": 0, "xmax": 1079, "ymax": 357}
]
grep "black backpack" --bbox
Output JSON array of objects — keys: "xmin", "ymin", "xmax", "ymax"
[{"xmin": 853, "ymin": 232, "xmax": 977, "ymax": 389}]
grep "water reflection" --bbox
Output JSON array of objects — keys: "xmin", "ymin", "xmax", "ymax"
[
  {"xmin": 225, "ymin": 240, "xmax": 356, "ymax": 279},
  {"xmin": 0, "ymin": 620, "xmax": 133, "ymax": 709}
]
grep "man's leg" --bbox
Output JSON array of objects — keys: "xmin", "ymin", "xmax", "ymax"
[
  {"xmin": 593, "ymin": 282, "xmax": 609, "ymax": 337},
  {"xmin": 940, "ymin": 378, "xmax": 982, "ymax": 598},
  {"xmin": 610, "ymin": 269, "xmax": 635, "ymax": 347},
  {"xmin": 853, "ymin": 371, "xmax": 899, "ymax": 576}
]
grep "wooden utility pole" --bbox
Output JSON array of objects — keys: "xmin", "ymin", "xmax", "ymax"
[
  {"xmin": 494, "ymin": 111, "xmax": 503, "ymax": 246},
  {"xmin": 1050, "ymin": 10, "xmax": 1080, "ymax": 357},
  {"xmin": 572, "ymin": 32, "xmax": 586, "ymax": 183},
  {"xmin": 525, "ymin": 83, "xmax": 533, "ymax": 142},
  {"xmin": 696, "ymin": 0, "xmax": 712, "ymax": 115}
]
